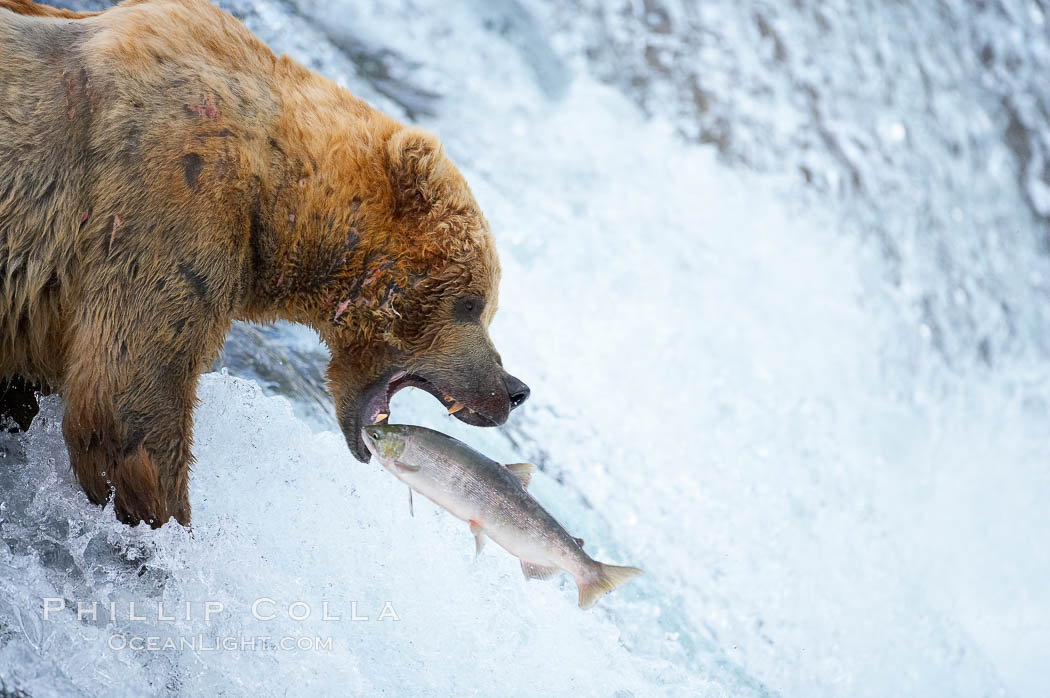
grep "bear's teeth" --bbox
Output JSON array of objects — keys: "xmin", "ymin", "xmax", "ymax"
[
  {"xmin": 447, "ymin": 402, "xmax": 465, "ymax": 414},
  {"xmin": 375, "ymin": 413, "xmax": 389, "ymax": 422}
]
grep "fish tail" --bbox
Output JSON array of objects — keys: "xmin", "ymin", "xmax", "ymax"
[{"xmin": 576, "ymin": 562, "xmax": 644, "ymax": 610}]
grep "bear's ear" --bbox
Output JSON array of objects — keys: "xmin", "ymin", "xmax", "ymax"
[{"xmin": 386, "ymin": 127, "xmax": 449, "ymax": 218}]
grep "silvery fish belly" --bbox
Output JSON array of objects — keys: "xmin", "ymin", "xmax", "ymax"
[{"xmin": 361, "ymin": 424, "xmax": 643, "ymax": 609}]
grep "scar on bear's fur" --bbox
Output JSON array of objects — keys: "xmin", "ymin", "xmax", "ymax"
[
  {"xmin": 0, "ymin": 0, "xmax": 527, "ymax": 528},
  {"xmin": 182, "ymin": 153, "xmax": 203, "ymax": 189},
  {"xmin": 185, "ymin": 94, "xmax": 218, "ymax": 119},
  {"xmin": 107, "ymin": 215, "xmax": 121, "ymax": 254},
  {"xmin": 178, "ymin": 262, "xmax": 209, "ymax": 302}
]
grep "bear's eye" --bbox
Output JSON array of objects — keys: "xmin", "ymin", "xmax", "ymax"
[{"xmin": 453, "ymin": 294, "xmax": 484, "ymax": 322}]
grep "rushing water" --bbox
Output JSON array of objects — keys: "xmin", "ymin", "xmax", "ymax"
[{"xmin": 2, "ymin": 0, "xmax": 1049, "ymax": 696}]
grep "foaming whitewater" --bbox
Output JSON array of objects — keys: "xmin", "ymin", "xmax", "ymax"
[
  {"xmin": 3, "ymin": 0, "xmax": 1050, "ymax": 696},
  {"xmin": 1, "ymin": 377, "xmax": 712, "ymax": 696}
]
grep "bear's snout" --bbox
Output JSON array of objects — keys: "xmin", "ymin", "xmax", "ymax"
[{"xmin": 503, "ymin": 373, "xmax": 530, "ymax": 409}]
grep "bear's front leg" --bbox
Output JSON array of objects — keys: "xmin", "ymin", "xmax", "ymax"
[
  {"xmin": 62, "ymin": 379, "xmax": 196, "ymax": 527},
  {"xmin": 61, "ymin": 321, "xmax": 206, "ymax": 528}
]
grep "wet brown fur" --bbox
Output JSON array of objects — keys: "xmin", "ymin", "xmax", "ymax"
[{"xmin": 0, "ymin": 0, "xmax": 502, "ymax": 526}]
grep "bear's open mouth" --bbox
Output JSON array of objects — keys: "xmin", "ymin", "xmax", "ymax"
[
  {"xmin": 347, "ymin": 369, "xmax": 501, "ymax": 462},
  {"xmin": 363, "ymin": 371, "xmax": 498, "ymax": 429}
]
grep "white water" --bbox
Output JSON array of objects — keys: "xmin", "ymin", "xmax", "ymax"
[{"xmin": 3, "ymin": 0, "xmax": 1050, "ymax": 696}]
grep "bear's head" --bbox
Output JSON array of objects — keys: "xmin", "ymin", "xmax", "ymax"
[{"xmin": 316, "ymin": 127, "xmax": 530, "ymax": 462}]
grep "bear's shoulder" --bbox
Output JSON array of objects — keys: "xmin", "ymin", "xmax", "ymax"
[{"xmin": 83, "ymin": 0, "xmax": 276, "ymax": 74}]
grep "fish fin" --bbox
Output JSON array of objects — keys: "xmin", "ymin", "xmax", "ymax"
[
  {"xmin": 576, "ymin": 563, "xmax": 644, "ymax": 610},
  {"xmin": 394, "ymin": 460, "xmax": 420, "ymax": 472},
  {"xmin": 574, "ymin": 537, "xmax": 585, "ymax": 548},
  {"xmin": 469, "ymin": 520, "xmax": 484, "ymax": 558},
  {"xmin": 408, "ymin": 487, "xmax": 414, "ymax": 517},
  {"xmin": 504, "ymin": 462, "xmax": 534, "ymax": 488},
  {"xmin": 520, "ymin": 560, "xmax": 558, "ymax": 580}
]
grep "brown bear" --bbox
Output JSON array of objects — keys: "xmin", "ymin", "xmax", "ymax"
[{"xmin": 0, "ymin": 0, "xmax": 529, "ymax": 526}]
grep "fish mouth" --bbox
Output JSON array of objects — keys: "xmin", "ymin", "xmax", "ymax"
[
  {"xmin": 359, "ymin": 426, "xmax": 379, "ymax": 459},
  {"xmin": 349, "ymin": 370, "xmax": 498, "ymax": 462}
]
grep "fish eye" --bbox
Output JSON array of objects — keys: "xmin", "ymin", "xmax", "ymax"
[{"xmin": 370, "ymin": 429, "xmax": 381, "ymax": 439}]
